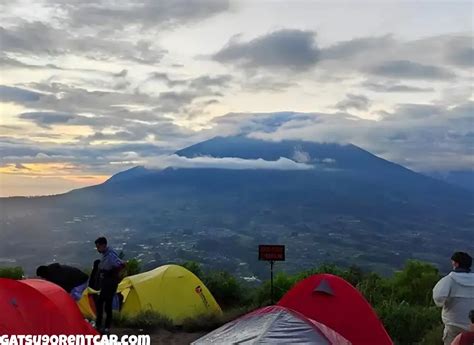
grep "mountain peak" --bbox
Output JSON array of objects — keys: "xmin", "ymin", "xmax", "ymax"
[
  {"xmin": 175, "ymin": 135, "xmax": 398, "ymax": 171},
  {"xmin": 105, "ymin": 165, "xmax": 151, "ymax": 184}
]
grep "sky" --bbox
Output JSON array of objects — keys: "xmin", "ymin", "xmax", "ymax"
[{"xmin": 0, "ymin": 0, "xmax": 473, "ymax": 196}]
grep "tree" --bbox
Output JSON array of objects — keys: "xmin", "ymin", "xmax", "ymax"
[
  {"xmin": 182, "ymin": 261, "xmax": 204, "ymax": 279},
  {"xmin": 124, "ymin": 258, "xmax": 142, "ymax": 277},
  {"xmin": 0, "ymin": 266, "xmax": 24, "ymax": 279},
  {"xmin": 203, "ymin": 271, "xmax": 246, "ymax": 309},
  {"xmin": 391, "ymin": 260, "xmax": 440, "ymax": 305}
]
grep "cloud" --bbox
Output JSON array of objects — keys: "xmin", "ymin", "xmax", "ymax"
[
  {"xmin": 213, "ymin": 29, "xmax": 320, "ymax": 71},
  {"xmin": 448, "ymin": 47, "xmax": 474, "ymax": 67},
  {"xmin": 19, "ymin": 112, "xmax": 79, "ymax": 128},
  {"xmin": 215, "ymin": 103, "xmax": 473, "ymax": 172},
  {"xmin": 335, "ymin": 94, "xmax": 370, "ymax": 111},
  {"xmin": 362, "ymin": 81, "xmax": 434, "ymax": 93},
  {"xmin": 321, "ymin": 35, "xmax": 395, "ymax": 60},
  {"xmin": 146, "ymin": 154, "xmax": 314, "ymax": 170},
  {"xmin": 189, "ymin": 75, "xmax": 233, "ymax": 89},
  {"xmin": 147, "ymin": 73, "xmax": 232, "ymax": 91},
  {"xmin": 0, "ymin": 85, "xmax": 43, "ymax": 103},
  {"xmin": 148, "ymin": 72, "xmax": 188, "ymax": 87},
  {"xmin": 63, "ymin": 0, "xmax": 230, "ymax": 30},
  {"xmin": 368, "ymin": 60, "xmax": 455, "ymax": 80},
  {"xmin": 0, "ymin": 21, "xmax": 166, "ymax": 64},
  {"xmin": 14, "ymin": 163, "xmax": 30, "ymax": 170},
  {"xmin": 292, "ymin": 148, "xmax": 311, "ymax": 163}
]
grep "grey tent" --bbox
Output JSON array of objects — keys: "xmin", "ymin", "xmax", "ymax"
[{"xmin": 192, "ymin": 305, "xmax": 351, "ymax": 344}]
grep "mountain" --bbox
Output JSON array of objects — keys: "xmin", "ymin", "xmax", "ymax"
[
  {"xmin": 428, "ymin": 170, "xmax": 474, "ymax": 191},
  {"xmin": 1, "ymin": 136, "xmax": 473, "ymax": 277}
]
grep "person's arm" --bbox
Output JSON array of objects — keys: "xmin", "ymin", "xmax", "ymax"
[
  {"xmin": 433, "ymin": 276, "xmax": 451, "ymax": 307},
  {"xmin": 109, "ymin": 251, "xmax": 125, "ymax": 270}
]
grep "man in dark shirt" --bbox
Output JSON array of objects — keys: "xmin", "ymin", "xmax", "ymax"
[
  {"xmin": 94, "ymin": 236, "xmax": 125, "ymax": 334},
  {"xmin": 36, "ymin": 263, "xmax": 89, "ymax": 293}
]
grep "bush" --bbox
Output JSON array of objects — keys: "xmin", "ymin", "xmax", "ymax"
[
  {"xmin": 0, "ymin": 266, "xmax": 24, "ymax": 279},
  {"xmin": 254, "ymin": 272, "xmax": 297, "ymax": 306},
  {"xmin": 391, "ymin": 260, "xmax": 440, "ymax": 305},
  {"xmin": 376, "ymin": 302, "xmax": 440, "ymax": 345},
  {"xmin": 417, "ymin": 323, "xmax": 443, "ymax": 345},
  {"xmin": 114, "ymin": 310, "xmax": 173, "ymax": 331},
  {"xmin": 124, "ymin": 258, "xmax": 142, "ymax": 277},
  {"xmin": 203, "ymin": 271, "xmax": 247, "ymax": 309}
]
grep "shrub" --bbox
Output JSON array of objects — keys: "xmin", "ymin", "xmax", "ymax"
[
  {"xmin": 203, "ymin": 271, "xmax": 246, "ymax": 309},
  {"xmin": 391, "ymin": 260, "xmax": 440, "ymax": 306},
  {"xmin": 376, "ymin": 302, "xmax": 440, "ymax": 345},
  {"xmin": 417, "ymin": 323, "xmax": 443, "ymax": 345},
  {"xmin": 0, "ymin": 266, "xmax": 24, "ymax": 279},
  {"xmin": 254, "ymin": 272, "xmax": 297, "ymax": 306},
  {"xmin": 124, "ymin": 258, "xmax": 142, "ymax": 277}
]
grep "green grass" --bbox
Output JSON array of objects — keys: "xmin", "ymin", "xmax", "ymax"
[
  {"xmin": 181, "ymin": 306, "xmax": 256, "ymax": 332},
  {"xmin": 113, "ymin": 310, "xmax": 174, "ymax": 331}
]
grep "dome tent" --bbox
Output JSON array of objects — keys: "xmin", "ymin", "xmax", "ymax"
[
  {"xmin": 192, "ymin": 305, "xmax": 351, "ymax": 344},
  {"xmin": 0, "ymin": 278, "xmax": 97, "ymax": 335},
  {"xmin": 77, "ymin": 287, "xmax": 98, "ymax": 320},
  {"xmin": 117, "ymin": 264, "xmax": 222, "ymax": 325},
  {"xmin": 278, "ymin": 273, "xmax": 393, "ymax": 345}
]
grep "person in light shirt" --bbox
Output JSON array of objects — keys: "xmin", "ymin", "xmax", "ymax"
[{"xmin": 433, "ymin": 252, "xmax": 474, "ymax": 345}]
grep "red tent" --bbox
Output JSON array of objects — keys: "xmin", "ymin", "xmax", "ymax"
[
  {"xmin": 0, "ymin": 278, "xmax": 97, "ymax": 335},
  {"xmin": 278, "ymin": 274, "xmax": 393, "ymax": 345},
  {"xmin": 192, "ymin": 305, "xmax": 351, "ymax": 344}
]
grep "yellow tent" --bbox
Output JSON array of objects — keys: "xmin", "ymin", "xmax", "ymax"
[
  {"xmin": 117, "ymin": 265, "xmax": 222, "ymax": 325},
  {"xmin": 77, "ymin": 287, "xmax": 98, "ymax": 320}
]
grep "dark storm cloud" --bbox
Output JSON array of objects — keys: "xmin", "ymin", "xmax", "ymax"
[
  {"xmin": 362, "ymin": 81, "xmax": 434, "ymax": 93},
  {"xmin": 0, "ymin": 85, "xmax": 43, "ymax": 103},
  {"xmin": 213, "ymin": 29, "xmax": 320, "ymax": 71},
  {"xmin": 0, "ymin": 22, "xmax": 166, "ymax": 64},
  {"xmin": 368, "ymin": 60, "xmax": 455, "ymax": 80},
  {"xmin": 19, "ymin": 112, "xmax": 79, "ymax": 128},
  {"xmin": 63, "ymin": 0, "xmax": 230, "ymax": 30},
  {"xmin": 321, "ymin": 35, "xmax": 395, "ymax": 60}
]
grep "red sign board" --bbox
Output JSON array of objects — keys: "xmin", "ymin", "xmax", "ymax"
[{"xmin": 259, "ymin": 245, "xmax": 285, "ymax": 261}]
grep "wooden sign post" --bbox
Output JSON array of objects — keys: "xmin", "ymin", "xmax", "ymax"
[{"xmin": 258, "ymin": 244, "xmax": 285, "ymax": 304}]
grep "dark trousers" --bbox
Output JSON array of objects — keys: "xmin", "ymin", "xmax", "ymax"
[{"xmin": 95, "ymin": 278, "xmax": 118, "ymax": 329}]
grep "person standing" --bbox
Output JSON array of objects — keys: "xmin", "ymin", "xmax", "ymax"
[
  {"xmin": 94, "ymin": 237, "xmax": 125, "ymax": 334},
  {"xmin": 433, "ymin": 252, "xmax": 474, "ymax": 345}
]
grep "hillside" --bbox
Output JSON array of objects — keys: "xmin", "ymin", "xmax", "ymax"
[{"xmin": 0, "ymin": 136, "xmax": 472, "ymax": 277}]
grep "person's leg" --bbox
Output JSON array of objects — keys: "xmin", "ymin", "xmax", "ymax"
[
  {"xmin": 95, "ymin": 293, "xmax": 105, "ymax": 330},
  {"xmin": 443, "ymin": 325, "xmax": 465, "ymax": 345},
  {"xmin": 104, "ymin": 280, "xmax": 119, "ymax": 330},
  {"xmin": 104, "ymin": 291, "xmax": 114, "ymax": 329}
]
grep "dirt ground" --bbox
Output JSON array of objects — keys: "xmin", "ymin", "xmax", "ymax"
[{"xmin": 113, "ymin": 328, "xmax": 206, "ymax": 345}]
